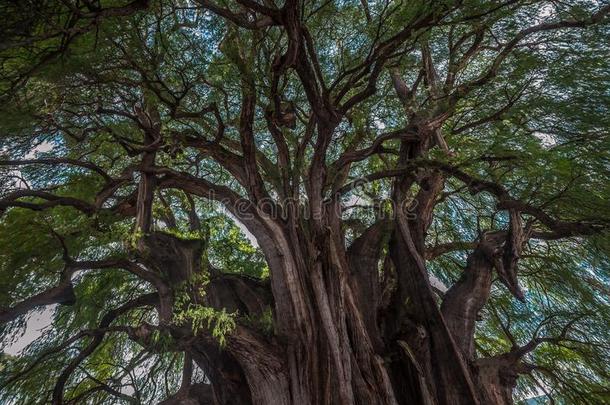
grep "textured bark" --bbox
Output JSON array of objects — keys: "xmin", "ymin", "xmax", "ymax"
[
  {"xmin": 133, "ymin": 216, "xmax": 522, "ymax": 405},
  {"xmin": 137, "ymin": 167, "xmax": 517, "ymax": 405},
  {"xmin": 158, "ymin": 382, "xmax": 214, "ymax": 405},
  {"xmin": 476, "ymin": 356, "xmax": 524, "ymax": 405},
  {"xmin": 441, "ymin": 231, "xmax": 505, "ymax": 358}
]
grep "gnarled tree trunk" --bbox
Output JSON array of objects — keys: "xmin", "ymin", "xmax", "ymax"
[
  {"xmin": 3, "ymin": 2, "xmax": 606, "ymax": 404},
  {"xmin": 146, "ymin": 200, "xmax": 518, "ymax": 405}
]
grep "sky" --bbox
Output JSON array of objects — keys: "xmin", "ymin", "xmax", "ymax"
[
  {"xmin": 2, "ymin": 142, "xmax": 55, "ymax": 356},
  {"xmin": 3, "ymin": 307, "xmax": 55, "ymax": 356}
]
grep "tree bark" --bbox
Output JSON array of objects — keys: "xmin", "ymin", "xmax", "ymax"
[{"xmin": 145, "ymin": 218, "xmax": 518, "ymax": 405}]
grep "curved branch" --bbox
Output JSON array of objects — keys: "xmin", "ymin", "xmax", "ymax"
[
  {"xmin": 0, "ymin": 190, "xmax": 96, "ymax": 216},
  {"xmin": 0, "ymin": 258, "xmax": 164, "ymax": 326},
  {"xmin": 425, "ymin": 241, "xmax": 477, "ymax": 259},
  {"xmin": 52, "ymin": 293, "xmax": 158, "ymax": 405},
  {"xmin": 0, "ymin": 283, "xmax": 76, "ymax": 325},
  {"xmin": 338, "ymin": 159, "xmax": 608, "ymax": 238},
  {"xmin": 441, "ymin": 231, "xmax": 506, "ymax": 357},
  {"xmin": 0, "ymin": 326, "xmax": 133, "ymax": 391},
  {"xmin": 452, "ymin": 5, "xmax": 610, "ymax": 102},
  {"xmin": 0, "ymin": 158, "xmax": 112, "ymax": 181}
]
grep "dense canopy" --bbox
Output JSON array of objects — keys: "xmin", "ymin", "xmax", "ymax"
[{"xmin": 0, "ymin": 0, "xmax": 609, "ymax": 404}]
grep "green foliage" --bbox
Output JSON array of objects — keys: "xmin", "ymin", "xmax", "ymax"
[
  {"xmin": 172, "ymin": 272, "xmax": 236, "ymax": 347},
  {"xmin": 0, "ymin": 0, "xmax": 609, "ymax": 403},
  {"xmin": 173, "ymin": 305, "xmax": 237, "ymax": 347},
  {"xmin": 207, "ymin": 214, "xmax": 268, "ymax": 278}
]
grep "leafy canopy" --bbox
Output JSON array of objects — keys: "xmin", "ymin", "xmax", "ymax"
[{"xmin": 0, "ymin": 0, "xmax": 609, "ymax": 403}]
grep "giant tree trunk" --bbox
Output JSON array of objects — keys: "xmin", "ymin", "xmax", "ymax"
[{"xmin": 150, "ymin": 207, "xmax": 519, "ymax": 405}]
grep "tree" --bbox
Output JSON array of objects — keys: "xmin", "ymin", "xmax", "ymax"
[{"xmin": 0, "ymin": 0, "xmax": 609, "ymax": 404}]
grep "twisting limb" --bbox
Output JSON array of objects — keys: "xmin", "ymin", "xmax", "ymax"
[
  {"xmin": 0, "ymin": 325, "xmax": 136, "ymax": 391},
  {"xmin": 441, "ymin": 231, "xmax": 506, "ymax": 357},
  {"xmin": 338, "ymin": 159, "xmax": 609, "ymax": 237},
  {"xmin": 451, "ymin": 4, "xmax": 610, "ymax": 103},
  {"xmin": 0, "ymin": 190, "xmax": 96, "ymax": 216},
  {"xmin": 425, "ymin": 241, "xmax": 477, "ymax": 259},
  {"xmin": 0, "ymin": 253, "xmax": 166, "ymax": 327},
  {"xmin": 51, "ymin": 294, "xmax": 158, "ymax": 405}
]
